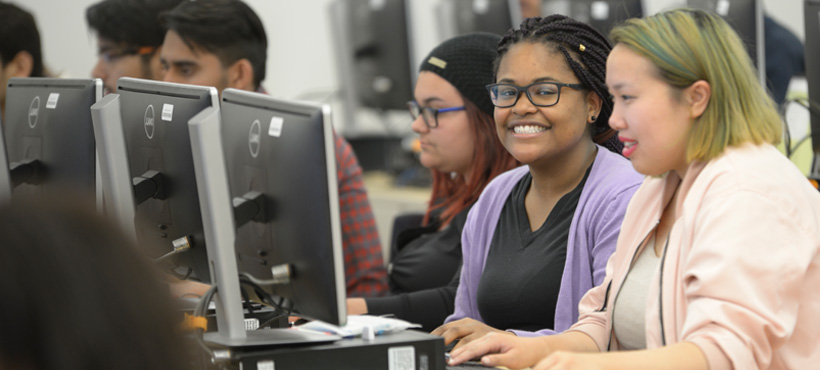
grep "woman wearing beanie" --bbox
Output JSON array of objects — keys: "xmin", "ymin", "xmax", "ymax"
[
  {"xmin": 431, "ymin": 15, "xmax": 642, "ymax": 350},
  {"xmin": 346, "ymin": 32, "xmax": 519, "ymax": 331}
]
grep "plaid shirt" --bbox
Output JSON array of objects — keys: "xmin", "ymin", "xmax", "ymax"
[{"xmin": 333, "ymin": 133, "xmax": 388, "ymax": 297}]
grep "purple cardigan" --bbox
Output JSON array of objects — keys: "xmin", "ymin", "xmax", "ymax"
[{"xmin": 445, "ymin": 145, "xmax": 643, "ymax": 336}]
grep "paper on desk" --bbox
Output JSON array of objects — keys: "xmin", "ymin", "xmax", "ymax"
[{"xmin": 295, "ymin": 315, "xmax": 421, "ymax": 338}]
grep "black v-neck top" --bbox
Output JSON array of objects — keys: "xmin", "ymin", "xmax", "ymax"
[{"xmin": 476, "ymin": 166, "xmax": 591, "ymax": 332}]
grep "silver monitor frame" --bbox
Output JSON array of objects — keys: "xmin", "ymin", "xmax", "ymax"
[
  {"xmin": 0, "ymin": 114, "xmax": 10, "ymax": 203},
  {"xmin": 90, "ymin": 93, "xmax": 137, "ymax": 242}
]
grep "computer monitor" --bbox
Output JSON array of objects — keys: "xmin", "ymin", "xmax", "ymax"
[
  {"xmin": 329, "ymin": 0, "xmax": 414, "ymax": 112},
  {"xmin": 112, "ymin": 77, "xmax": 218, "ymax": 283},
  {"xmin": 436, "ymin": 0, "xmax": 523, "ymax": 40},
  {"xmin": 0, "ymin": 114, "xmax": 10, "ymax": 203},
  {"xmin": 686, "ymin": 0, "xmax": 766, "ymax": 86},
  {"xmin": 187, "ymin": 88, "xmax": 345, "ymax": 347},
  {"xmin": 2, "ymin": 78, "xmax": 101, "ymax": 203},
  {"xmin": 805, "ymin": 0, "xmax": 820, "ymax": 175},
  {"xmin": 541, "ymin": 0, "xmax": 643, "ymax": 38}
]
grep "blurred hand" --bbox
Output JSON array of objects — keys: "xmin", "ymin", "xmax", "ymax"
[
  {"xmin": 346, "ymin": 298, "xmax": 368, "ymax": 315},
  {"xmin": 431, "ymin": 318, "xmax": 513, "ymax": 351},
  {"xmin": 167, "ymin": 278, "xmax": 211, "ymax": 299},
  {"xmin": 446, "ymin": 332, "xmax": 550, "ymax": 369}
]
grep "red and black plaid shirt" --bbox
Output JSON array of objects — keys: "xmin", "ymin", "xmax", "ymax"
[{"xmin": 333, "ymin": 133, "xmax": 388, "ymax": 297}]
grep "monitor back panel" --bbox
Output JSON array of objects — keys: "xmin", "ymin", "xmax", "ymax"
[
  {"xmin": 686, "ymin": 0, "xmax": 763, "ymax": 71},
  {"xmin": 117, "ymin": 78, "xmax": 216, "ymax": 282},
  {"xmin": 453, "ymin": 0, "xmax": 515, "ymax": 36},
  {"xmin": 3, "ymin": 78, "xmax": 100, "ymax": 199},
  {"xmin": 542, "ymin": 0, "xmax": 643, "ymax": 38},
  {"xmin": 220, "ymin": 90, "xmax": 343, "ymax": 324}
]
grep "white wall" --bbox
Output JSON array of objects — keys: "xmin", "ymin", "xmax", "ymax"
[
  {"xmin": 17, "ymin": 0, "xmax": 805, "ymax": 100},
  {"xmin": 18, "ymin": 0, "xmax": 439, "ymax": 104},
  {"xmin": 15, "ymin": 0, "xmax": 808, "ymax": 139}
]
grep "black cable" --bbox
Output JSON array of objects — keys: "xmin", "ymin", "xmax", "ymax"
[
  {"xmin": 782, "ymin": 97, "xmax": 818, "ymax": 158},
  {"xmin": 192, "ymin": 285, "xmax": 218, "ymax": 363}
]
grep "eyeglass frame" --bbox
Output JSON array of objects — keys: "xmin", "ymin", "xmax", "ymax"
[
  {"xmin": 97, "ymin": 45, "xmax": 157, "ymax": 64},
  {"xmin": 485, "ymin": 81, "xmax": 586, "ymax": 108},
  {"xmin": 407, "ymin": 100, "xmax": 466, "ymax": 129}
]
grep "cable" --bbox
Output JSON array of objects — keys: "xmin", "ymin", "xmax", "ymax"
[
  {"xmin": 154, "ymin": 249, "xmax": 184, "ymax": 263},
  {"xmin": 238, "ymin": 274, "xmax": 295, "ymax": 328},
  {"xmin": 154, "ymin": 235, "xmax": 192, "ymax": 262},
  {"xmin": 782, "ymin": 97, "xmax": 819, "ymax": 158},
  {"xmin": 190, "ymin": 285, "xmax": 218, "ymax": 367}
]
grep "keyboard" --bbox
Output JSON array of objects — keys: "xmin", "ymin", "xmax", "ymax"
[{"xmin": 447, "ymin": 362, "xmax": 498, "ymax": 369}]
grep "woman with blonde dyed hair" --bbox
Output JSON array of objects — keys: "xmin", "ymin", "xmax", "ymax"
[{"xmin": 447, "ymin": 9, "xmax": 820, "ymax": 370}]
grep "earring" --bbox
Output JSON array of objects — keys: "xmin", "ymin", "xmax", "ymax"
[{"xmin": 590, "ymin": 115, "xmax": 597, "ymax": 122}]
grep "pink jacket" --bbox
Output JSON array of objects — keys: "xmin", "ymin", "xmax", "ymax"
[{"xmin": 569, "ymin": 144, "xmax": 820, "ymax": 369}]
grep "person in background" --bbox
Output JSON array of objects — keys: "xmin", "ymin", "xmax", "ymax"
[
  {"xmin": 347, "ymin": 32, "xmax": 520, "ymax": 331},
  {"xmin": 448, "ymin": 9, "xmax": 820, "ymax": 369},
  {"xmin": 764, "ymin": 14, "xmax": 804, "ymax": 108},
  {"xmin": 159, "ymin": 0, "xmax": 388, "ymax": 297},
  {"xmin": 0, "ymin": 197, "xmax": 194, "ymax": 370},
  {"xmin": 86, "ymin": 0, "xmax": 182, "ymax": 95},
  {"xmin": 431, "ymin": 15, "xmax": 643, "ymax": 351},
  {"xmin": 0, "ymin": 1, "xmax": 46, "ymax": 120}
]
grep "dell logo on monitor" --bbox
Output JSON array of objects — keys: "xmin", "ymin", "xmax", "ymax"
[
  {"xmin": 144, "ymin": 105, "xmax": 155, "ymax": 139},
  {"xmin": 28, "ymin": 96, "xmax": 40, "ymax": 128},
  {"xmin": 249, "ymin": 119, "xmax": 261, "ymax": 158}
]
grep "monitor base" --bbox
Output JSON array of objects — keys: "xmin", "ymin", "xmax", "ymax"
[{"xmin": 204, "ymin": 328, "xmax": 341, "ymax": 348}]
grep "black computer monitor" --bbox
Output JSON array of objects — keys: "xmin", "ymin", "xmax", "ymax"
[
  {"xmin": 186, "ymin": 88, "xmax": 345, "ymax": 347},
  {"xmin": 115, "ymin": 77, "xmax": 218, "ymax": 283},
  {"xmin": 686, "ymin": 0, "xmax": 765, "ymax": 85},
  {"xmin": 2, "ymin": 78, "xmax": 101, "ymax": 202},
  {"xmin": 437, "ymin": 0, "xmax": 522, "ymax": 39},
  {"xmin": 220, "ymin": 89, "xmax": 346, "ymax": 325},
  {"xmin": 541, "ymin": 0, "xmax": 643, "ymax": 38},
  {"xmin": 805, "ymin": 0, "xmax": 820, "ymax": 174},
  {"xmin": 329, "ymin": 0, "xmax": 414, "ymax": 112}
]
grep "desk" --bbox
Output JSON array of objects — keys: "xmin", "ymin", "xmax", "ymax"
[{"xmin": 233, "ymin": 330, "xmax": 445, "ymax": 370}]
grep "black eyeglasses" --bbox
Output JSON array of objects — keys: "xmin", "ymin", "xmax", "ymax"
[
  {"xmin": 407, "ymin": 101, "xmax": 465, "ymax": 129},
  {"xmin": 486, "ymin": 82, "xmax": 585, "ymax": 108}
]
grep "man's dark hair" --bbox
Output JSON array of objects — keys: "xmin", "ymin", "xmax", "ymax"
[
  {"xmin": 0, "ymin": 2, "xmax": 45, "ymax": 77},
  {"xmin": 161, "ymin": 0, "xmax": 268, "ymax": 89},
  {"xmin": 86, "ymin": 0, "xmax": 182, "ymax": 48}
]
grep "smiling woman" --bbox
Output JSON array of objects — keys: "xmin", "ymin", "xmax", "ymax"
[{"xmin": 431, "ymin": 14, "xmax": 643, "ymax": 352}]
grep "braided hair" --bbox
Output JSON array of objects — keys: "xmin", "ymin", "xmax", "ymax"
[{"xmin": 495, "ymin": 15, "xmax": 622, "ymax": 154}]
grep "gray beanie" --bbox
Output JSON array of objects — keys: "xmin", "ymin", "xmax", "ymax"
[{"xmin": 418, "ymin": 32, "xmax": 501, "ymax": 117}]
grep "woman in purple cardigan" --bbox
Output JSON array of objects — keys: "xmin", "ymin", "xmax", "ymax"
[{"xmin": 431, "ymin": 15, "xmax": 643, "ymax": 349}]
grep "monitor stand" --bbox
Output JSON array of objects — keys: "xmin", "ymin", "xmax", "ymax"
[{"xmin": 204, "ymin": 328, "xmax": 339, "ymax": 347}]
